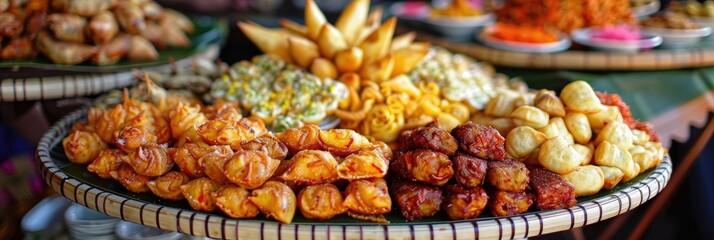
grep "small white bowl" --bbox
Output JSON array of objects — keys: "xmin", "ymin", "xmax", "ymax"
[
  {"xmin": 116, "ymin": 221, "xmax": 185, "ymax": 240},
  {"xmin": 422, "ymin": 13, "xmax": 495, "ymax": 39},
  {"xmin": 633, "ymin": 1, "xmax": 661, "ymax": 19},
  {"xmin": 571, "ymin": 27, "xmax": 663, "ymax": 53},
  {"xmin": 640, "ymin": 26, "xmax": 711, "ymax": 47},
  {"xmin": 476, "ymin": 28, "xmax": 571, "ymax": 53}
]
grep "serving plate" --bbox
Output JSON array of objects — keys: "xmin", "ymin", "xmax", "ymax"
[
  {"xmin": 632, "ymin": 0, "xmax": 661, "ymax": 19},
  {"xmin": 640, "ymin": 26, "xmax": 712, "ymax": 47},
  {"xmin": 476, "ymin": 29, "xmax": 572, "ymax": 53},
  {"xmin": 0, "ymin": 16, "xmax": 227, "ymax": 73},
  {"xmin": 571, "ymin": 27, "xmax": 663, "ymax": 53},
  {"xmin": 37, "ymin": 108, "xmax": 672, "ymax": 239}
]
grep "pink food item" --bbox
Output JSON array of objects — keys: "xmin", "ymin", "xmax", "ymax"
[{"xmin": 591, "ymin": 24, "xmax": 641, "ymax": 41}]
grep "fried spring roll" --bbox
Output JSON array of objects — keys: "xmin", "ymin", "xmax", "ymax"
[
  {"xmin": 391, "ymin": 149, "xmax": 453, "ymax": 186},
  {"xmin": 453, "ymin": 152, "xmax": 488, "ymax": 187}
]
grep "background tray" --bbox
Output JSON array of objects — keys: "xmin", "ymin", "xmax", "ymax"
[{"xmin": 37, "ymin": 108, "xmax": 673, "ymax": 239}]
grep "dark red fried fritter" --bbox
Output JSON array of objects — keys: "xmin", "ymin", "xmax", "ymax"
[
  {"xmin": 391, "ymin": 149, "xmax": 454, "ymax": 186},
  {"xmin": 453, "ymin": 152, "xmax": 488, "ymax": 187},
  {"xmin": 487, "ymin": 159, "xmax": 529, "ymax": 193},
  {"xmin": 489, "ymin": 191, "xmax": 534, "ymax": 217},
  {"xmin": 241, "ymin": 135, "xmax": 289, "ymax": 160},
  {"xmin": 451, "ymin": 122, "xmax": 506, "ymax": 160},
  {"xmin": 529, "ymin": 167, "xmax": 577, "ymax": 210},
  {"xmin": 390, "ymin": 180, "xmax": 443, "ymax": 220},
  {"xmin": 401, "ymin": 126, "xmax": 459, "ymax": 156},
  {"xmin": 442, "ymin": 185, "xmax": 489, "ymax": 220}
]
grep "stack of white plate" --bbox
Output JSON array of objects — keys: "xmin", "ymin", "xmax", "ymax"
[
  {"xmin": 115, "ymin": 221, "xmax": 185, "ymax": 240},
  {"xmin": 64, "ymin": 204, "xmax": 120, "ymax": 240}
]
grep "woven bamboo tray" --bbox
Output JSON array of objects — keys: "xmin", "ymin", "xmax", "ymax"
[
  {"xmin": 418, "ymin": 32, "xmax": 714, "ymax": 71},
  {"xmin": 36, "ymin": 108, "xmax": 673, "ymax": 240}
]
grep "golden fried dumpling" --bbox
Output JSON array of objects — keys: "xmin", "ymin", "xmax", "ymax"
[
  {"xmin": 87, "ymin": 149, "xmax": 124, "ymax": 179},
  {"xmin": 114, "ymin": 112, "xmax": 158, "ymax": 153},
  {"xmin": 223, "ymin": 150, "xmax": 280, "ymax": 189},
  {"xmin": 147, "ymin": 171, "xmax": 190, "ymax": 201},
  {"xmin": 594, "ymin": 141, "xmax": 639, "ymax": 182},
  {"xmin": 594, "ymin": 121, "xmax": 633, "ymax": 151},
  {"xmin": 538, "ymin": 117, "xmax": 574, "ymax": 144},
  {"xmin": 573, "ymin": 143, "xmax": 594, "ymax": 166},
  {"xmin": 94, "ymin": 104, "xmax": 127, "ymax": 143},
  {"xmin": 241, "ymin": 135, "xmax": 289, "ymax": 160},
  {"xmin": 175, "ymin": 125, "xmax": 204, "ymax": 147},
  {"xmin": 278, "ymin": 150, "xmax": 338, "ymax": 185},
  {"xmin": 561, "ymin": 165, "xmax": 604, "ymax": 197},
  {"xmin": 343, "ymin": 178, "xmax": 391, "ymax": 215},
  {"xmin": 198, "ymin": 117, "xmax": 267, "ymax": 150},
  {"xmin": 560, "ymin": 80, "xmax": 603, "ymax": 114},
  {"xmin": 249, "ymin": 181, "xmax": 297, "ymax": 224},
  {"xmin": 505, "ymin": 126, "xmax": 547, "ymax": 159},
  {"xmin": 276, "ymin": 124, "xmax": 323, "ymax": 155},
  {"xmin": 564, "ymin": 112, "xmax": 592, "ymax": 145},
  {"xmin": 598, "ymin": 166, "xmax": 624, "ymax": 189},
  {"xmin": 213, "ymin": 185, "xmax": 260, "ymax": 219},
  {"xmin": 510, "ymin": 105, "xmax": 549, "ymax": 129},
  {"xmin": 538, "ymin": 136, "xmax": 581, "ymax": 174},
  {"xmin": 121, "ymin": 143, "xmax": 173, "ymax": 177},
  {"xmin": 534, "ymin": 93, "xmax": 566, "ymax": 117},
  {"xmin": 587, "ymin": 105, "xmax": 621, "ymax": 130},
  {"xmin": 110, "ymin": 164, "xmax": 152, "ymax": 193},
  {"xmin": 169, "ymin": 143, "xmax": 209, "ymax": 178},
  {"xmin": 298, "ymin": 183, "xmax": 347, "ymax": 220},
  {"xmin": 319, "ymin": 129, "xmax": 372, "ymax": 156},
  {"xmin": 369, "ymin": 140, "xmax": 393, "ymax": 161},
  {"xmin": 336, "ymin": 147, "xmax": 389, "ymax": 180},
  {"xmin": 181, "ymin": 178, "xmax": 219, "ymax": 212},
  {"xmin": 630, "ymin": 147, "xmax": 658, "ymax": 174},
  {"xmin": 632, "ymin": 129, "xmax": 651, "ymax": 145},
  {"xmin": 198, "ymin": 145, "xmax": 234, "ymax": 184},
  {"xmin": 484, "ymin": 92, "xmax": 517, "ymax": 117},
  {"xmin": 62, "ymin": 130, "xmax": 108, "ymax": 164},
  {"xmin": 169, "ymin": 102, "xmax": 208, "ymax": 139}
]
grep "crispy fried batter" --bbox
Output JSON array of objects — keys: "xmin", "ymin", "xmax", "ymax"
[
  {"xmin": 390, "ymin": 180, "xmax": 443, "ymax": 220},
  {"xmin": 180, "ymin": 177, "xmax": 219, "ymax": 212},
  {"xmin": 489, "ymin": 190, "xmax": 534, "ymax": 216},
  {"xmin": 241, "ymin": 135, "xmax": 289, "ymax": 160},
  {"xmin": 319, "ymin": 129, "xmax": 372, "ymax": 156},
  {"xmin": 110, "ymin": 164, "xmax": 152, "ymax": 193},
  {"xmin": 223, "ymin": 150, "xmax": 280, "ymax": 189},
  {"xmin": 401, "ymin": 126, "xmax": 459, "ymax": 156},
  {"xmin": 453, "ymin": 152, "xmax": 488, "ymax": 187},
  {"xmin": 213, "ymin": 184, "xmax": 260, "ymax": 218},
  {"xmin": 343, "ymin": 178, "xmax": 392, "ymax": 215},
  {"xmin": 443, "ymin": 185, "xmax": 488, "ymax": 220},
  {"xmin": 277, "ymin": 150, "xmax": 339, "ymax": 185},
  {"xmin": 62, "ymin": 129, "xmax": 108, "ymax": 164},
  {"xmin": 529, "ymin": 167, "xmax": 577, "ymax": 210},
  {"xmin": 276, "ymin": 124, "xmax": 323, "ymax": 155},
  {"xmin": 87, "ymin": 149, "xmax": 124, "ymax": 179},
  {"xmin": 297, "ymin": 183, "xmax": 347, "ymax": 220},
  {"xmin": 147, "ymin": 171, "xmax": 190, "ymax": 201},
  {"xmin": 249, "ymin": 181, "xmax": 297, "ymax": 224},
  {"xmin": 120, "ymin": 143, "xmax": 173, "ymax": 177},
  {"xmin": 451, "ymin": 122, "xmax": 506, "ymax": 160},
  {"xmin": 486, "ymin": 159, "xmax": 529, "ymax": 193},
  {"xmin": 336, "ymin": 147, "xmax": 389, "ymax": 180},
  {"xmin": 391, "ymin": 149, "xmax": 453, "ymax": 186}
]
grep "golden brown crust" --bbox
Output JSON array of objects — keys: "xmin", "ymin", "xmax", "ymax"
[
  {"xmin": 87, "ymin": 149, "xmax": 124, "ymax": 179},
  {"xmin": 391, "ymin": 149, "xmax": 453, "ymax": 186},
  {"xmin": 249, "ymin": 181, "xmax": 297, "ymax": 224},
  {"xmin": 110, "ymin": 164, "xmax": 152, "ymax": 193},
  {"xmin": 180, "ymin": 177, "xmax": 219, "ymax": 212},
  {"xmin": 297, "ymin": 183, "xmax": 347, "ymax": 220},
  {"xmin": 343, "ymin": 178, "xmax": 391, "ymax": 215},
  {"xmin": 443, "ymin": 185, "xmax": 488, "ymax": 220},
  {"xmin": 223, "ymin": 150, "xmax": 280, "ymax": 189},
  {"xmin": 213, "ymin": 185, "xmax": 260, "ymax": 218},
  {"xmin": 390, "ymin": 180, "xmax": 443, "ymax": 221},
  {"xmin": 147, "ymin": 171, "xmax": 190, "ymax": 201},
  {"xmin": 451, "ymin": 122, "xmax": 506, "ymax": 160},
  {"xmin": 486, "ymin": 159, "xmax": 530, "ymax": 193}
]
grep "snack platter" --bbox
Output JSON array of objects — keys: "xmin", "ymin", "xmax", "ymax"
[
  {"xmin": 37, "ymin": 109, "xmax": 671, "ymax": 239},
  {"xmin": 34, "ymin": 1, "xmax": 673, "ymax": 239}
]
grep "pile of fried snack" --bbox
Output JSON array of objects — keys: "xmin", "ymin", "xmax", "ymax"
[
  {"xmin": 0, "ymin": 0, "xmax": 193, "ymax": 65},
  {"xmin": 474, "ymin": 81, "xmax": 666, "ymax": 197},
  {"xmin": 63, "ymin": 80, "xmax": 394, "ymax": 224}
]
